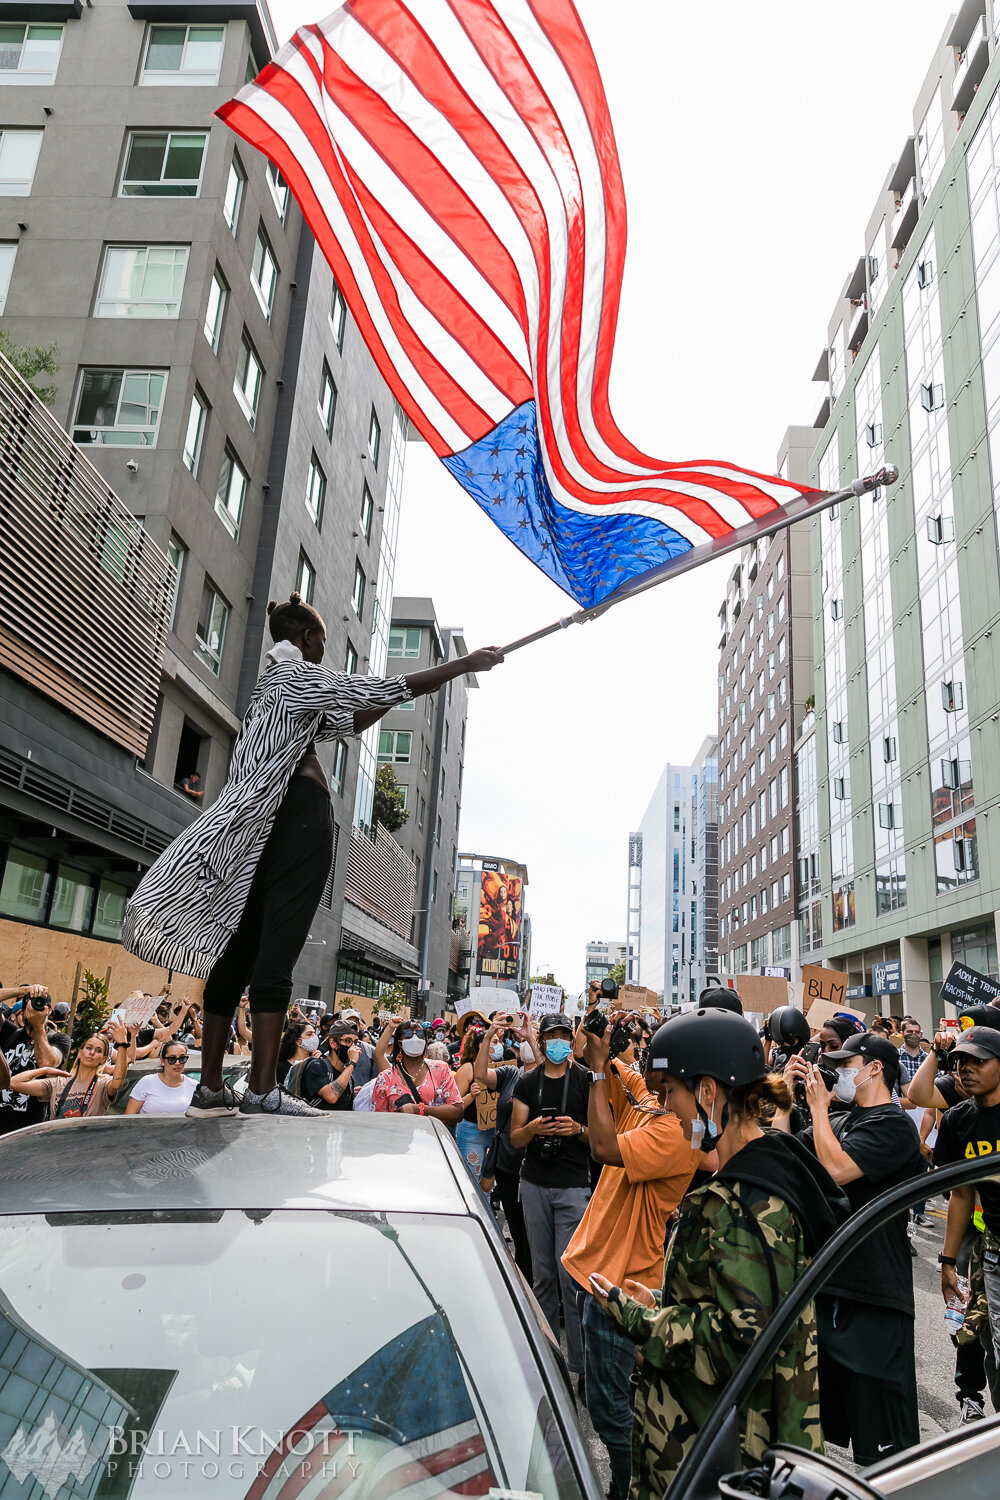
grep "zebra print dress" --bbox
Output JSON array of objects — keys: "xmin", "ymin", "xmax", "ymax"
[{"xmin": 121, "ymin": 652, "xmax": 411, "ymax": 978}]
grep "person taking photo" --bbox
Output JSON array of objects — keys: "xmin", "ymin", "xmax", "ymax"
[{"xmin": 11, "ymin": 1022, "xmax": 134, "ymax": 1119}]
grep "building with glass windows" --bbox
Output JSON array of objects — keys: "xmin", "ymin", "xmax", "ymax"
[
  {"xmin": 584, "ymin": 939, "xmax": 627, "ymax": 992},
  {"xmin": 802, "ymin": 0, "xmax": 1000, "ymax": 1021},
  {"xmin": 0, "ymin": 0, "xmax": 412, "ymax": 1009},
  {"xmin": 628, "ymin": 737, "xmax": 718, "ymax": 1005}
]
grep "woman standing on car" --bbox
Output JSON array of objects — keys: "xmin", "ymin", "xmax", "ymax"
[
  {"xmin": 371, "ymin": 1017, "xmax": 463, "ymax": 1124},
  {"xmin": 590, "ymin": 1008, "xmax": 847, "ymax": 1500},
  {"xmin": 125, "ymin": 1042, "xmax": 196, "ymax": 1116},
  {"xmin": 10, "ymin": 1022, "xmax": 133, "ymax": 1119}
]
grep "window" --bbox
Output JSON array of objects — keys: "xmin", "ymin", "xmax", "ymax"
[
  {"xmin": 0, "ymin": 240, "xmax": 15, "ymax": 313},
  {"xmin": 330, "ymin": 277, "xmax": 347, "ymax": 349},
  {"xmin": 72, "ymin": 368, "xmax": 166, "ymax": 447},
  {"xmin": 833, "ymin": 776, "xmax": 848, "ymax": 800},
  {"xmin": 884, "ymin": 735, "xmax": 897, "ymax": 763},
  {"xmin": 0, "ymin": 22, "xmax": 62, "ymax": 82},
  {"xmin": 0, "ymin": 129, "xmax": 41, "ymax": 194},
  {"xmin": 389, "ymin": 627, "xmax": 420, "ymax": 657},
  {"xmin": 878, "ymin": 802, "xmax": 896, "ymax": 829},
  {"xmin": 417, "ymin": 795, "xmax": 426, "ymax": 830},
  {"xmin": 368, "ymin": 406, "xmax": 381, "ymax": 466},
  {"xmin": 344, "ymin": 642, "xmax": 358, "ymax": 674},
  {"xmin": 832, "ymin": 720, "xmax": 845, "ymax": 744},
  {"xmin": 234, "ymin": 331, "xmax": 263, "ymax": 427},
  {"xmin": 223, "ymin": 153, "xmax": 245, "ymax": 232},
  {"xmin": 166, "ymin": 533, "xmax": 186, "ymax": 629},
  {"xmin": 865, "ymin": 421, "xmax": 883, "ymax": 447},
  {"xmin": 927, "ymin": 514, "xmax": 955, "ymax": 544},
  {"xmin": 92, "ymin": 879, "xmax": 127, "ymax": 941},
  {"xmin": 920, "ymin": 381, "xmax": 944, "ymax": 412},
  {"xmin": 266, "ymin": 160, "xmax": 289, "ymax": 219},
  {"xmin": 943, "ymin": 679, "xmax": 964, "ymax": 712},
  {"xmin": 431, "ymin": 868, "xmax": 439, "ymax": 903},
  {"xmin": 215, "ymin": 444, "xmax": 248, "ymax": 539},
  {"xmin": 777, "ymin": 721, "xmax": 788, "ymax": 750},
  {"xmin": 296, "ymin": 551, "xmax": 316, "ymax": 604},
  {"xmin": 49, "ymin": 864, "xmax": 95, "ymax": 933},
  {"xmin": 0, "ymin": 848, "xmax": 51, "ymax": 922},
  {"xmin": 360, "ymin": 483, "xmax": 374, "ymax": 542},
  {"xmin": 141, "ymin": 24, "xmax": 225, "ymax": 85},
  {"xmin": 195, "ymin": 579, "xmax": 228, "ymax": 674},
  {"xmin": 251, "ymin": 225, "xmax": 277, "ymax": 317},
  {"xmin": 778, "ymin": 766, "xmax": 789, "ymax": 808},
  {"xmin": 182, "ymin": 387, "xmax": 209, "ymax": 474},
  {"xmin": 119, "ymin": 130, "xmax": 206, "ymax": 196},
  {"xmin": 351, "ymin": 560, "xmax": 366, "ymax": 616},
  {"xmin": 304, "ymin": 452, "xmax": 326, "ymax": 526},
  {"xmin": 435, "ymin": 814, "xmax": 442, "ymax": 847},
  {"xmin": 204, "ymin": 266, "xmax": 227, "ymax": 350},
  {"xmin": 396, "ymin": 784, "xmax": 409, "ymax": 812},
  {"xmin": 95, "ymin": 245, "xmax": 188, "ymax": 318},
  {"xmin": 331, "ymin": 740, "xmax": 347, "ymax": 795},
  {"xmin": 829, "ymin": 598, "xmax": 843, "ymax": 620},
  {"xmin": 377, "ymin": 730, "xmax": 411, "ymax": 763},
  {"xmin": 942, "ymin": 756, "xmax": 973, "ymax": 789},
  {"xmin": 318, "ymin": 362, "xmax": 337, "ymax": 435},
  {"xmin": 917, "ymin": 259, "xmax": 934, "ymax": 288}
]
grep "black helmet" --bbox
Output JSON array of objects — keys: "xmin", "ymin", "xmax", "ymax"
[
  {"xmin": 957, "ymin": 1004, "xmax": 1000, "ymax": 1032},
  {"xmin": 698, "ymin": 985, "xmax": 743, "ymax": 1016},
  {"xmin": 768, "ymin": 1006, "xmax": 811, "ymax": 1048},
  {"xmin": 647, "ymin": 1009, "xmax": 766, "ymax": 1087}
]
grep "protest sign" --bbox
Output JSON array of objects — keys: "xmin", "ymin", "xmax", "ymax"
[
  {"xmin": 802, "ymin": 963, "xmax": 851, "ymax": 1013},
  {"xmin": 736, "ymin": 975, "xmax": 789, "ymax": 1012},
  {"xmin": 454, "ymin": 995, "xmax": 473, "ymax": 1018},
  {"xmin": 940, "ymin": 961, "xmax": 1000, "ymax": 1010},
  {"xmin": 619, "ymin": 983, "xmax": 659, "ymax": 1013},
  {"xmin": 114, "ymin": 990, "xmax": 160, "ymax": 1033},
  {"xmin": 475, "ymin": 1088, "xmax": 499, "ymax": 1131},
  {"xmin": 529, "ymin": 984, "xmax": 564, "ymax": 1018},
  {"xmin": 803, "ymin": 997, "xmax": 866, "ymax": 1032}
]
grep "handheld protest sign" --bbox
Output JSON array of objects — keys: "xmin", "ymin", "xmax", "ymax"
[{"xmin": 529, "ymin": 984, "xmax": 564, "ymax": 1018}]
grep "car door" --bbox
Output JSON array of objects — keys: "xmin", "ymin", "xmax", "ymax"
[{"xmin": 666, "ymin": 1156, "xmax": 1000, "ymax": 1500}]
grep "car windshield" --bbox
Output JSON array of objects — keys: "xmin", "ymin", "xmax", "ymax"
[{"xmin": 0, "ymin": 1209, "xmax": 586, "ymax": 1498}]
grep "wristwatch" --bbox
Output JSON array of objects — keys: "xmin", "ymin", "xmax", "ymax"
[
  {"xmin": 938, "ymin": 1254, "xmax": 957, "ymax": 1267},
  {"xmin": 590, "ymin": 1070, "xmax": 606, "ymax": 1082}
]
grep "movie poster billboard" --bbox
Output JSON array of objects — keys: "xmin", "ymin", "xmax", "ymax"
[{"xmin": 476, "ymin": 864, "xmax": 523, "ymax": 983}]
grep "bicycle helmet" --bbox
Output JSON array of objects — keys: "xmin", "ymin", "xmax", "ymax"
[
  {"xmin": 768, "ymin": 1005, "xmax": 811, "ymax": 1048},
  {"xmin": 648, "ymin": 1008, "xmax": 766, "ymax": 1086}
]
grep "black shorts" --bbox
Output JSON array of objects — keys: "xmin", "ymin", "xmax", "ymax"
[{"xmin": 816, "ymin": 1295, "xmax": 919, "ymax": 1467}]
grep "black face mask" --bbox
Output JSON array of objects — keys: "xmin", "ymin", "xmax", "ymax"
[{"xmin": 337, "ymin": 1045, "xmax": 352, "ymax": 1064}]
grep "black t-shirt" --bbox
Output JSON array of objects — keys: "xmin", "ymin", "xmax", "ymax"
[
  {"xmin": 936, "ymin": 1072, "xmax": 964, "ymax": 1110},
  {"xmin": 935, "ymin": 1099, "xmax": 1000, "ymax": 1232},
  {"xmin": 803, "ymin": 1103, "xmax": 921, "ymax": 1317},
  {"xmin": 493, "ymin": 1064, "xmax": 525, "ymax": 1175},
  {"xmin": 512, "ymin": 1062, "xmax": 590, "ymax": 1188},
  {"xmin": 300, "ymin": 1055, "xmax": 354, "ymax": 1111},
  {"xmin": 0, "ymin": 1020, "xmax": 46, "ymax": 1134}
]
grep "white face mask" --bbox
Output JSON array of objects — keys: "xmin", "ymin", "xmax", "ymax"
[
  {"xmin": 834, "ymin": 1063, "xmax": 869, "ymax": 1103},
  {"xmin": 520, "ymin": 1041, "xmax": 535, "ymax": 1065},
  {"xmin": 689, "ymin": 1082, "xmax": 718, "ymax": 1152},
  {"xmin": 401, "ymin": 1037, "xmax": 426, "ymax": 1058},
  {"xmin": 300, "ymin": 1034, "xmax": 319, "ymax": 1053}
]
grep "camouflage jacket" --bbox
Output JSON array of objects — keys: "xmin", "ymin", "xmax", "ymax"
[{"xmin": 604, "ymin": 1177, "xmax": 822, "ymax": 1500}]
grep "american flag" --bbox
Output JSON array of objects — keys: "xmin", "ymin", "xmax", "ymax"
[
  {"xmin": 220, "ymin": 1, "xmax": 828, "ymax": 609},
  {"xmin": 244, "ymin": 1314, "xmax": 496, "ymax": 1500}
]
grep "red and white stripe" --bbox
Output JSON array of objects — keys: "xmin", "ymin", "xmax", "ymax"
[{"xmin": 219, "ymin": 0, "xmax": 814, "ymax": 547}]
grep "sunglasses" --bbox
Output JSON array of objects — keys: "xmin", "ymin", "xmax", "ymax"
[{"xmin": 164, "ymin": 1053, "xmax": 187, "ymax": 1064}]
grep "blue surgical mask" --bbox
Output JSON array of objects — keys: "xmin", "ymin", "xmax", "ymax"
[{"xmin": 545, "ymin": 1040, "xmax": 572, "ymax": 1065}]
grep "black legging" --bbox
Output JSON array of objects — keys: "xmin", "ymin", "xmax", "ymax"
[
  {"xmin": 495, "ymin": 1167, "xmax": 533, "ymax": 1282},
  {"xmin": 202, "ymin": 778, "xmax": 333, "ymax": 1017}
]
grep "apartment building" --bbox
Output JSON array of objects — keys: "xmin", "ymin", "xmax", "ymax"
[
  {"xmin": 584, "ymin": 939, "xmax": 627, "ymax": 991},
  {"xmin": 802, "ymin": 0, "xmax": 1000, "ymax": 1022}
]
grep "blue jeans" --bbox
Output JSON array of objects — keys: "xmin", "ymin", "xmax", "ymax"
[
  {"xmin": 579, "ymin": 1290, "xmax": 635, "ymax": 1498},
  {"xmin": 456, "ymin": 1119, "xmax": 494, "ymax": 1180}
]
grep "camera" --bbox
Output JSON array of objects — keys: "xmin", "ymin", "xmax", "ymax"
[
  {"xmin": 535, "ymin": 1106, "xmax": 562, "ymax": 1158},
  {"xmin": 582, "ymin": 1008, "xmax": 608, "ymax": 1039},
  {"xmin": 609, "ymin": 1021, "xmax": 634, "ymax": 1058},
  {"xmin": 600, "ymin": 977, "xmax": 619, "ymax": 1001},
  {"xmin": 28, "ymin": 992, "xmax": 50, "ymax": 1011}
]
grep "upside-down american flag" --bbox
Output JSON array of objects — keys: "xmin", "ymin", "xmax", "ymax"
[{"xmin": 220, "ymin": 0, "xmax": 830, "ymax": 610}]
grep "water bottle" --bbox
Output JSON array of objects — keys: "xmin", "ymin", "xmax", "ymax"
[{"xmin": 944, "ymin": 1276, "xmax": 969, "ymax": 1334}]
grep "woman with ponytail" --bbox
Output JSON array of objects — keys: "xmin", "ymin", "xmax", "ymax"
[
  {"xmin": 589, "ymin": 1007, "xmax": 849, "ymax": 1499},
  {"xmin": 122, "ymin": 590, "xmax": 504, "ymax": 1117}
]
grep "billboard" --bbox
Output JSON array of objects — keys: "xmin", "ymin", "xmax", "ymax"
[{"xmin": 476, "ymin": 867, "xmax": 523, "ymax": 983}]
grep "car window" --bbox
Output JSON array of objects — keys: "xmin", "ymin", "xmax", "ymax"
[{"xmin": 0, "ymin": 1210, "xmax": 590, "ymax": 1497}]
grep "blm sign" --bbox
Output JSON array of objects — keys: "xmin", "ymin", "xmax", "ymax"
[{"xmin": 940, "ymin": 961, "xmax": 1000, "ymax": 1010}]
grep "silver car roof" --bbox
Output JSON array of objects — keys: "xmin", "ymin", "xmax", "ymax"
[{"xmin": 0, "ymin": 1115, "xmax": 480, "ymax": 1216}]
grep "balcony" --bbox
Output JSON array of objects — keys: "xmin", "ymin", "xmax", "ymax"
[
  {"xmin": 890, "ymin": 174, "xmax": 918, "ymax": 251},
  {"xmin": 814, "ymin": 395, "xmax": 831, "ymax": 429},
  {"xmin": 953, "ymin": 13, "xmax": 989, "ymax": 115},
  {"xmin": 847, "ymin": 297, "xmax": 869, "ymax": 354},
  {"xmin": 345, "ymin": 824, "xmax": 417, "ymax": 941}
]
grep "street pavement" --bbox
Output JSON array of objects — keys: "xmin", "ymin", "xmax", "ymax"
[{"xmin": 573, "ymin": 1200, "xmax": 975, "ymax": 1489}]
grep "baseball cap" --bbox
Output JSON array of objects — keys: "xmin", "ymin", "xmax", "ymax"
[
  {"xmin": 957, "ymin": 1005, "xmax": 1000, "ymax": 1032},
  {"xmin": 822, "ymin": 1031, "xmax": 901, "ymax": 1085},
  {"xmin": 951, "ymin": 1025, "xmax": 1000, "ymax": 1062},
  {"xmin": 51, "ymin": 1002, "xmax": 70, "ymax": 1021},
  {"xmin": 341, "ymin": 1008, "xmax": 362, "ymax": 1022},
  {"xmin": 537, "ymin": 1012, "xmax": 573, "ymax": 1037}
]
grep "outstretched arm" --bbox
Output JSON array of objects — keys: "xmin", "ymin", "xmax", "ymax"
[{"xmin": 352, "ymin": 648, "xmax": 504, "ymax": 733}]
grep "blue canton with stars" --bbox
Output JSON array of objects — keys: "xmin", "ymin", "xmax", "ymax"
[{"xmin": 442, "ymin": 400, "xmax": 693, "ymax": 608}]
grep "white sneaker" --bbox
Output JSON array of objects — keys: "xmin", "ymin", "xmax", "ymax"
[
  {"xmin": 239, "ymin": 1086, "xmax": 326, "ymax": 1117},
  {"xmin": 961, "ymin": 1396, "xmax": 986, "ymax": 1423}
]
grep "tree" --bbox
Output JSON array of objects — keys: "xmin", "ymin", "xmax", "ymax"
[
  {"xmin": 529, "ymin": 972, "xmax": 563, "ymax": 991},
  {"xmin": 379, "ymin": 981, "xmax": 410, "ymax": 1016},
  {"xmin": 372, "ymin": 764, "xmax": 409, "ymax": 835},
  {"xmin": 0, "ymin": 329, "xmax": 59, "ymax": 405},
  {"xmin": 607, "ymin": 961, "xmax": 627, "ymax": 987},
  {"xmin": 72, "ymin": 969, "xmax": 110, "ymax": 1051}
]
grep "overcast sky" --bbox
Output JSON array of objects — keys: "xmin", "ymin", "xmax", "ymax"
[{"xmin": 267, "ymin": 0, "xmax": 955, "ymax": 992}]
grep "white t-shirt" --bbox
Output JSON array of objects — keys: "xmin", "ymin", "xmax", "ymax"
[{"xmin": 130, "ymin": 1073, "xmax": 196, "ymax": 1115}]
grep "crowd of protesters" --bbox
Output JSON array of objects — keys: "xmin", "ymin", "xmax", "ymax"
[{"xmin": 4, "ymin": 973, "xmax": 1000, "ymax": 1499}]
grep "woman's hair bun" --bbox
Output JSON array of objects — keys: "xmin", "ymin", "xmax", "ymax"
[
  {"xmin": 266, "ymin": 600, "xmax": 278, "ymax": 616},
  {"xmin": 288, "ymin": 591, "xmax": 303, "ymax": 607}
]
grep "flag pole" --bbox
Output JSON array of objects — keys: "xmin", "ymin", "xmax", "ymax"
[{"xmin": 497, "ymin": 466, "xmax": 899, "ymax": 656}]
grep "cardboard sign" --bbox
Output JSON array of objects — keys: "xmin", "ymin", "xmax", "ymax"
[
  {"xmin": 802, "ymin": 964, "xmax": 851, "ymax": 1013},
  {"xmin": 476, "ymin": 1087, "xmax": 499, "ymax": 1131},
  {"xmin": 454, "ymin": 996, "xmax": 473, "ymax": 1018},
  {"xmin": 115, "ymin": 990, "xmax": 163, "ymax": 1033},
  {"xmin": 736, "ymin": 975, "xmax": 790, "ymax": 1012},
  {"xmin": 619, "ymin": 983, "xmax": 660, "ymax": 1013},
  {"xmin": 803, "ymin": 997, "xmax": 866, "ymax": 1032},
  {"xmin": 940, "ymin": 961, "xmax": 1000, "ymax": 1010},
  {"xmin": 529, "ymin": 984, "xmax": 564, "ymax": 1018}
]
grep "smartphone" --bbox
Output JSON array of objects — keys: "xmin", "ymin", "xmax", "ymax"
[
  {"xmin": 588, "ymin": 1273, "xmax": 607, "ymax": 1294},
  {"xmin": 393, "ymin": 1097, "xmax": 411, "ymax": 1112},
  {"xmin": 539, "ymin": 1106, "xmax": 558, "ymax": 1120}
]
